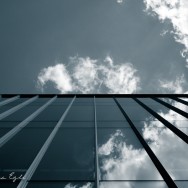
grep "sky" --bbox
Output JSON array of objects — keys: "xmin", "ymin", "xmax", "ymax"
[{"xmin": 0, "ymin": 0, "xmax": 188, "ymax": 94}]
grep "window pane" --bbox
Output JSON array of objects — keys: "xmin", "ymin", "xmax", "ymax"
[
  {"xmin": 97, "ymin": 121, "xmax": 130, "ymax": 127},
  {"xmin": 122, "ymin": 106, "xmax": 155, "ymax": 121},
  {"xmin": 98, "ymin": 128, "xmax": 162, "ymax": 180},
  {"xmin": 52, "ymin": 98, "xmax": 72, "ymax": 105},
  {"xmin": 137, "ymin": 122, "xmax": 188, "ymax": 180},
  {"xmin": 96, "ymin": 98, "xmax": 115, "ymax": 105},
  {"xmin": 97, "ymin": 105, "xmax": 125, "ymax": 121},
  {"xmin": 0, "ymin": 182, "xmax": 19, "ymax": 188},
  {"xmin": 139, "ymin": 98, "xmax": 170, "ymax": 114},
  {"xmin": 27, "ymin": 182, "xmax": 94, "ymax": 188},
  {"xmin": 99, "ymin": 181, "xmax": 168, "ymax": 188},
  {"xmin": 0, "ymin": 122, "xmax": 21, "ymax": 128},
  {"xmin": 139, "ymin": 98, "xmax": 186, "ymax": 120},
  {"xmin": 0, "ymin": 128, "xmax": 12, "ymax": 137},
  {"xmin": 0, "ymin": 98, "xmax": 30, "ymax": 114},
  {"xmin": 117, "ymin": 98, "xmax": 140, "ymax": 106},
  {"xmin": 2, "ymin": 106, "xmax": 40, "ymax": 121},
  {"xmin": 175, "ymin": 181, "xmax": 188, "ymax": 188},
  {"xmin": 74, "ymin": 98, "xmax": 93, "ymax": 105},
  {"xmin": 32, "ymin": 127, "xmax": 95, "ymax": 180},
  {"xmin": 33, "ymin": 106, "xmax": 67, "ymax": 121},
  {"xmin": 61, "ymin": 122, "xmax": 94, "ymax": 128},
  {"xmin": 64, "ymin": 106, "xmax": 94, "ymax": 121},
  {"xmin": 26, "ymin": 122, "xmax": 58, "ymax": 128},
  {"xmin": 0, "ymin": 128, "xmax": 52, "ymax": 178},
  {"xmin": 30, "ymin": 98, "xmax": 51, "ymax": 105}
]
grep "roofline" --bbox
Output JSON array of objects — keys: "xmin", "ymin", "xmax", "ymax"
[{"xmin": 1, "ymin": 94, "xmax": 188, "ymax": 98}]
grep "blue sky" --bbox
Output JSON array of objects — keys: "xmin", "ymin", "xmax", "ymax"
[{"xmin": 0, "ymin": 0, "xmax": 188, "ymax": 94}]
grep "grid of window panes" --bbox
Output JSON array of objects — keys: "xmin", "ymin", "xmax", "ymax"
[{"xmin": 0, "ymin": 94, "xmax": 188, "ymax": 188}]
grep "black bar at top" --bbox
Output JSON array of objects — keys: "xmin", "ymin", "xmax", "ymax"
[
  {"xmin": 152, "ymin": 97, "xmax": 188, "ymax": 119},
  {"xmin": 114, "ymin": 98, "xmax": 178, "ymax": 188},
  {"xmin": 134, "ymin": 98, "xmax": 188, "ymax": 144},
  {"xmin": 1, "ymin": 94, "xmax": 188, "ymax": 98}
]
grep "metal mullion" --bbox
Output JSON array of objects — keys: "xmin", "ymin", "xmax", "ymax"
[
  {"xmin": 152, "ymin": 97, "xmax": 188, "ymax": 119},
  {"xmin": 17, "ymin": 96, "xmax": 76, "ymax": 188},
  {"xmin": 94, "ymin": 96, "xmax": 99, "ymax": 188},
  {"xmin": 134, "ymin": 98, "xmax": 188, "ymax": 144},
  {"xmin": 0, "ymin": 95, "xmax": 38, "ymax": 120},
  {"xmin": 113, "ymin": 98, "xmax": 178, "ymax": 188},
  {"xmin": 169, "ymin": 97, "xmax": 188, "ymax": 107},
  {"xmin": 0, "ymin": 96, "xmax": 57, "ymax": 148},
  {"xmin": 0, "ymin": 95, "xmax": 19, "ymax": 107}
]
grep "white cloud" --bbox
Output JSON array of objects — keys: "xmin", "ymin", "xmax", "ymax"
[
  {"xmin": 144, "ymin": 0, "xmax": 188, "ymax": 65},
  {"xmin": 37, "ymin": 64, "xmax": 73, "ymax": 93},
  {"xmin": 98, "ymin": 129, "xmax": 162, "ymax": 181},
  {"xmin": 159, "ymin": 74, "xmax": 186, "ymax": 93},
  {"xmin": 116, "ymin": 0, "xmax": 126, "ymax": 4},
  {"xmin": 37, "ymin": 56, "xmax": 140, "ymax": 94}
]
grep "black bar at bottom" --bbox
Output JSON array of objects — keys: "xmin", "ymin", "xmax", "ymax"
[{"xmin": 114, "ymin": 98, "xmax": 177, "ymax": 188}]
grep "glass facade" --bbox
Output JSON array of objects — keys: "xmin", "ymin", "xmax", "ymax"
[{"xmin": 0, "ymin": 94, "xmax": 187, "ymax": 188}]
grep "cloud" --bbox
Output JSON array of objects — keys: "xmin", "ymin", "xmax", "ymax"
[
  {"xmin": 37, "ymin": 64, "xmax": 73, "ymax": 93},
  {"xmin": 98, "ymin": 129, "xmax": 162, "ymax": 182},
  {"xmin": 144, "ymin": 0, "xmax": 188, "ymax": 65},
  {"xmin": 37, "ymin": 56, "xmax": 140, "ymax": 94},
  {"xmin": 116, "ymin": 0, "xmax": 126, "ymax": 4},
  {"xmin": 159, "ymin": 74, "xmax": 186, "ymax": 93}
]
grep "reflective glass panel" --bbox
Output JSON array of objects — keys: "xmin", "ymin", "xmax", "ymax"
[
  {"xmin": 52, "ymin": 98, "xmax": 72, "ymax": 105},
  {"xmin": 0, "ymin": 128, "xmax": 52, "ymax": 178},
  {"xmin": 99, "ymin": 181, "xmax": 168, "ymax": 188},
  {"xmin": 2, "ymin": 106, "xmax": 40, "ymax": 121},
  {"xmin": 34, "ymin": 106, "xmax": 68, "ymax": 121},
  {"xmin": 61, "ymin": 121, "xmax": 94, "ymax": 127},
  {"xmin": 97, "ymin": 121, "xmax": 130, "ymax": 127},
  {"xmin": 137, "ymin": 124, "xmax": 188, "ymax": 180},
  {"xmin": 0, "ymin": 182, "xmax": 19, "ymax": 188},
  {"xmin": 32, "ymin": 127, "xmax": 95, "ymax": 180},
  {"xmin": 97, "ymin": 105, "xmax": 125, "ymax": 121},
  {"xmin": 98, "ymin": 128, "xmax": 162, "ymax": 180},
  {"xmin": 27, "ymin": 182, "xmax": 94, "ymax": 188},
  {"xmin": 0, "ymin": 128, "xmax": 12, "ymax": 137},
  {"xmin": 0, "ymin": 99, "xmax": 29, "ymax": 114},
  {"xmin": 64, "ymin": 106, "xmax": 94, "ymax": 121}
]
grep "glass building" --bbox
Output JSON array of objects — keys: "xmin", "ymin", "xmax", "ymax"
[{"xmin": 0, "ymin": 94, "xmax": 188, "ymax": 188}]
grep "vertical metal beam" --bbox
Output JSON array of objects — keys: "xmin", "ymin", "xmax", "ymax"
[
  {"xmin": 113, "ymin": 98, "xmax": 178, "ymax": 188},
  {"xmin": 152, "ymin": 97, "xmax": 188, "ymax": 119},
  {"xmin": 94, "ymin": 96, "xmax": 99, "ymax": 188},
  {"xmin": 0, "ymin": 95, "xmax": 19, "ymax": 107},
  {"xmin": 133, "ymin": 98, "xmax": 188, "ymax": 144},
  {"xmin": 0, "ymin": 96, "xmax": 38, "ymax": 120},
  {"xmin": 0, "ymin": 96, "xmax": 57, "ymax": 148},
  {"xmin": 17, "ymin": 96, "xmax": 76, "ymax": 188}
]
